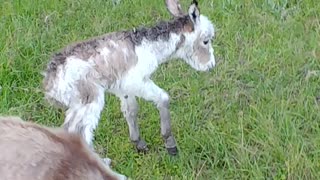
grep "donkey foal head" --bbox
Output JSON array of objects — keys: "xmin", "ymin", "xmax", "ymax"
[{"xmin": 166, "ymin": 0, "xmax": 216, "ymax": 71}]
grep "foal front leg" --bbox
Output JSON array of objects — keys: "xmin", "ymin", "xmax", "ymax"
[{"xmin": 135, "ymin": 79, "xmax": 178, "ymax": 156}]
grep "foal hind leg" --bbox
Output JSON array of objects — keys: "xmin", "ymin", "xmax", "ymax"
[
  {"xmin": 118, "ymin": 95, "xmax": 148, "ymax": 152},
  {"xmin": 62, "ymin": 83, "xmax": 116, "ymax": 165},
  {"xmin": 63, "ymin": 83, "xmax": 105, "ymax": 149}
]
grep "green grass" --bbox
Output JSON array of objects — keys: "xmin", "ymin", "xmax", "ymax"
[{"xmin": 1, "ymin": 0, "xmax": 320, "ymax": 179}]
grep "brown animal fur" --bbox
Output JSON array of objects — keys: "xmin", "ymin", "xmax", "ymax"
[{"xmin": 0, "ymin": 116, "xmax": 127, "ymax": 180}]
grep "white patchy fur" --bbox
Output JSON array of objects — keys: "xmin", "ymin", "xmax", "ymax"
[
  {"xmin": 44, "ymin": 1, "xmax": 217, "ymax": 153},
  {"xmin": 46, "ymin": 57, "xmax": 90, "ymax": 107},
  {"xmin": 175, "ymin": 15, "xmax": 215, "ymax": 71}
]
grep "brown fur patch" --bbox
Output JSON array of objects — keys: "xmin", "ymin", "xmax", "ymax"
[
  {"xmin": 175, "ymin": 34, "xmax": 186, "ymax": 51},
  {"xmin": 0, "ymin": 116, "xmax": 124, "ymax": 180},
  {"xmin": 77, "ymin": 79, "xmax": 99, "ymax": 104},
  {"xmin": 182, "ymin": 21, "xmax": 194, "ymax": 32},
  {"xmin": 92, "ymin": 38, "xmax": 138, "ymax": 87}
]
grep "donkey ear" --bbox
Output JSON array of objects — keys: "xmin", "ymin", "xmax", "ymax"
[
  {"xmin": 165, "ymin": 0, "xmax": 184, "ymax": 17},
  {"xmin": 188, "ymin": 1, "xmax": 200, "ymax": 24}
]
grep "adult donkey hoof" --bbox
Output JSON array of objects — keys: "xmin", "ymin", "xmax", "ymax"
[{"xmin": 167, "ymin": 146, "xmax": 178, "ymax": 156}]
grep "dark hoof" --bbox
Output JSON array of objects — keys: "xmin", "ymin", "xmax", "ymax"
[
  {"xmin": 134, "ymin": 140, "xmax": 149, "ymax": 154},
  {"xmin": 167, "ymin": 147, "xmax": 178, "ymax": 156},
  {"xmin": 136, "ymin": 146, "xmax": 149, "ymax": 154}
]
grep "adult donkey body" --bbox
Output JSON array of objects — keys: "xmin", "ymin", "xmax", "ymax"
[
  {"xmin": 43, "ymin": 0, "xmax": 216, "ymax": 155},
  {"xmin": 0, "ymin": 116, "xmax": 127, "ymax": 180}
]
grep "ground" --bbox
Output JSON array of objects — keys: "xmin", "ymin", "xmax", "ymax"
[{"xmin": 0, "ymin": 0, "xmax": 319, "ymax": 179}]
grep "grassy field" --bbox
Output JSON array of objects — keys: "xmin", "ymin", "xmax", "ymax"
[{"xmin": 1, "ymin": 0, "xmax": 320, "ymax": 179}]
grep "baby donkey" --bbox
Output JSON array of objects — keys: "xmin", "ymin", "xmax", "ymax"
[{"xmin": 43, "ymin": 0, "xmax": 216, "ymax": 156}]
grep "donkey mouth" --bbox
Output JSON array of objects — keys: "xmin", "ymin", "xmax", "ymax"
[
  {"xmin": 209, "ymin": 61, "xmax": 215, "ymax": 68},
  {"xmin": 204, "ymin": 61, "xmax": 215, "ymax": 71}
]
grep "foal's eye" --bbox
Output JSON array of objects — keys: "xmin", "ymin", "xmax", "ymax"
[{"xmin": 203, "ymin": 40, "xmax": 209, "ymax": 45}]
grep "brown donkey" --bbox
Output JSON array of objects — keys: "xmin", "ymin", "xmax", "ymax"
[{"xmin": 0, "ymin": 116, "xmax": 127, "ymax": 180}]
